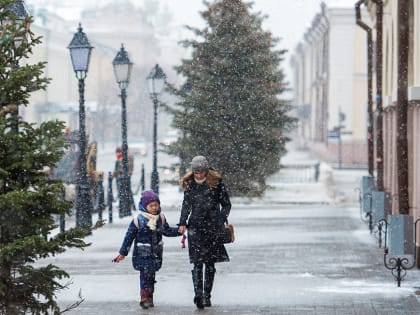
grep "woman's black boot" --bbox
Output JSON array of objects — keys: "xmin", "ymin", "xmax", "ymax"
[
  {"xmin": 192, "ymin": 266, "xmax": 204, "ymax": 309},
  {"xmin": 204, "ymin": 264, "xmax": 215, "ymax": 307}
]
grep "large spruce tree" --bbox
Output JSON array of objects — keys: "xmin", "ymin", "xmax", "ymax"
[
  {"xmin": 166, "ymin": 0, "xmax": 296, "ymax": 196},
  {"xmin": 1, "ymin": 1, "xmax": 95, "ymax": 313}
]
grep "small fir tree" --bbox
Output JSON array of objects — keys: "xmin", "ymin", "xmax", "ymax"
[
  {"xmin": 166, "ymin": 0, "xmax": 296, "ymax": 196},
  {"xmin": 0, "ymin": 1, "xmax": 98, "ymax": 313}
]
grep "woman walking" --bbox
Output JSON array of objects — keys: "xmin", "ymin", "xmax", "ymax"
[{"xmin": 178, "ymin": 156, "xmax": 231, "ymax": 309}]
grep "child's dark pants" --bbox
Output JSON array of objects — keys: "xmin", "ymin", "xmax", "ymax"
[
  {"xmin": 140, "ymin": 267, "xmax": 155, "ymax": 289},
  {"xmin": 139, "ymin": 267, "xmax": 155, "ymax": 308}
]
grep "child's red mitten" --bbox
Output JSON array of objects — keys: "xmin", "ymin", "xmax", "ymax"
[
  {"xmin": 112, "ymin": 254, "xmax": 123, "ymax": 263},
  {"xmin": 181, "ymin": 234, "xmax": 186, "ymax": 249}
]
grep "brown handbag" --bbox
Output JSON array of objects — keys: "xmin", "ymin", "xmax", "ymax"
[{"xmin": 223, "ymin": 223, "xmax": 235, "ymax": 243}]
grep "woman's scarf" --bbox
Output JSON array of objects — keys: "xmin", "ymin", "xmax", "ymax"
[{"xmin": 194, "ymin": 177, "xmax": 206, "ymax": 184}]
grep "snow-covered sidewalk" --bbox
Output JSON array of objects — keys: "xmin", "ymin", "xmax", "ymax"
[{"xmin": 42, "ymin": 148, "xmax": 420, "ymax": 315}]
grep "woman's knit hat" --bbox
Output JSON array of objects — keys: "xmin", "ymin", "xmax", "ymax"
[
  {"xmin": 140, "ymin": 190, "xmax": 160, "ymax": 209},
  {"xmin": 191, "ymin": 155, "xmax": 209, "ymax": 173}
]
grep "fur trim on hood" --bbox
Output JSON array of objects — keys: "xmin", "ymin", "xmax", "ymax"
[{"xmin": 179, "ymin": 168, "xmax": 221, "ymax": 191}]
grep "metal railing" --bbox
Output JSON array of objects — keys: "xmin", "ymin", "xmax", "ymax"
[{"xmin": 269, "ymin": 163, "xmax": 321, "ymax": 183}]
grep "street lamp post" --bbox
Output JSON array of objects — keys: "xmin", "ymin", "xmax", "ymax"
[
  {"xmin": 0, "ymin": 0, "xmax": 28, "ymax": 57},
  {"xmin": 147, "ymin": 64, "xmax": 166, "ymax": 194},
  {"xmin": 68, "ymin": 24, "xmax": 93, "ymax": 229},
  {"xmin": 179, "ymin": 82, "xmax": 192, "ymax": 177},
  {"xmin": 0, "ymin": 0, "xmax": 28, "ymax": 52},
  {"xmin": 1, "ymin": 0, "xmax": 29, "ymax": 132},
  {"xmin": 112, "ymin": 44, "xmax": 133, "ymax": 218}
]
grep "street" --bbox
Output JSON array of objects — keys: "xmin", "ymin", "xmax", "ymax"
[{"xmin": 48, "ymin": 148, "xmax": 420, "ymax": 314}]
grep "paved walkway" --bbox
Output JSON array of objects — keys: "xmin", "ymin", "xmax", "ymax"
[{"xmin": 50, "ymin": 149, "xmax": 420, "ymax": 314}]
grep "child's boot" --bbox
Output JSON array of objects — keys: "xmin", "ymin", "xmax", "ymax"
[
  {"xmin": 139, "ymin": 289, "xmax": 150, "ymax": 309},
  {"xmin": 146, "ymin": 288, "xmax": 154, "ymax": 307}
]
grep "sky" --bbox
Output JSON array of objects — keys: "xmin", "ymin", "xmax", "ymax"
[
  {"xmin": 161, "ymin": 0, "xmax": 354, "ymax": 86},
  {"xmin": 163, "ymin": 0, "xmax": 353, "ymax": 55},
  {"xmin": 25, "ymin": 0, "xmax": 354, "ymax": 52},
  {"xmin": 25, "ymin": 0, "xmax": 354, "ymax": 86}
]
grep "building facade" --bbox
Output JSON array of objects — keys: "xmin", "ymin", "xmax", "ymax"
[
  {"xmin": 290, "ymin": 3, "xmax": 369, "ymax": 167},
  {"xmin": 362, "ymin": 0, "xmax": 420, "ymax": 254}
]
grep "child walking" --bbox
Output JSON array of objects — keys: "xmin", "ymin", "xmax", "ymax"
[{"xmin": 113, "ymin": 190, "xmax": 182, "ymax": 309}]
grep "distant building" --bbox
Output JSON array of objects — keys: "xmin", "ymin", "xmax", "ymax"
[
  {"xmin": 290, "ymin": 3, "xmax": 369, "ymax": 167},
  {"xmin": 24, "ymin": 1, "xmax": 186, "ymax": 144}
]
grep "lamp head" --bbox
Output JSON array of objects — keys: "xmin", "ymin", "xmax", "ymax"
[
  {"xmin": 147, "ymin": 64, "xmax": 166, "ymax": 96},
  {"xmin": 0, "ymin": 1, "xmax": 30, "ymax": 49},
  {"xmin": 112, "ymin": 43, "xmax": 133, "ymax": 90},
  {"xmin": 68, "ymin": 23, "xmax": 93, "ymax": 79}
]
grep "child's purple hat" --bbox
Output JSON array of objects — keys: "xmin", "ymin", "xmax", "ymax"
[{"xmin": 140, "ymin": 190, "xmax": 160, "ymax": 209}]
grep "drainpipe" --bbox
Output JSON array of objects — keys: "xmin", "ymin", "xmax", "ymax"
[
  {"xmin": 319, "ymin": 4, "xmax": 329, "ymax": 147},
  {"xmin": 355, "ymin": 0, "xmax": 374, "ymax": 176},
  {"xmin": 371, "ymin": 0, "xmax": 384, "ymax": 191},
  {"xmin": 397, "ymin": 0, "xmax": 409, "ymax": 214}
]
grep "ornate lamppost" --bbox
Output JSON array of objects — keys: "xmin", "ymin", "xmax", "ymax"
[
  {"xmin": 68, "ymin": 24, "xmax": 93, "ymax": 229},
  {"xmin": 179, "ymin": 81, "xmax": 192, "ymax": 178},
  {"xmin": 0, "ymin": 0, "xmax": 27, "ymax": 49},
  {"xmin": 1, "ymin": 0, "xmax": 29, "ymax": 132},
  {"xmin": 147, "ymin": 64, "xmax": 166, "ymax": 194},
  {"xmin": 112, "ymin": 44, "xmax": 133, "ymax": 218}
]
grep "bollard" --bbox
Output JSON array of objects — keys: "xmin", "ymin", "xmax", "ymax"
[
  {"xmin": 131, "ymin": 186, "xmax": 136, "ymax": 211},
  {"xmin": 314, "ymin": 162, "xmax": 320, "ymax": 182},
  {"xmin": 60, "ymin": 213, "xmax": 65, "ymax": 233},
  {"xmin": 96, "ymin": 173, "xmax": 105, "ymax": 221},
  {"xmin": 107, "ymin": 171, "xmax": 113, "ymax": 224},
  {"xmin": 141, "ymin": 163, "xmax": 145, "ymax": 192},
  {"xmin": 60, "ymin": 189, "xmax": 66, "ymax": 233}
]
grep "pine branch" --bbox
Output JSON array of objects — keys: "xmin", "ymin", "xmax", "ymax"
[{"xmin": 60, "ymin": 289, "xmax": 85, "ymax": 314}]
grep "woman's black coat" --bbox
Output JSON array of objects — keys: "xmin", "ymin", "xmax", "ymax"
[{"xmin": 178, "ymin": 178, "xmax": 231, "ymax": 264}]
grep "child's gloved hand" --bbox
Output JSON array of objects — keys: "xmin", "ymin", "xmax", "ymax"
[{"xmin": 112, "ymin": 254, "xmax": 125, "ymax": 263}]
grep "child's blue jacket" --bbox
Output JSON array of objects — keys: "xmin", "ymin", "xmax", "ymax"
[{"xmin": 119, "ymin": 208, "xmax": 180, "ymax": 271}]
